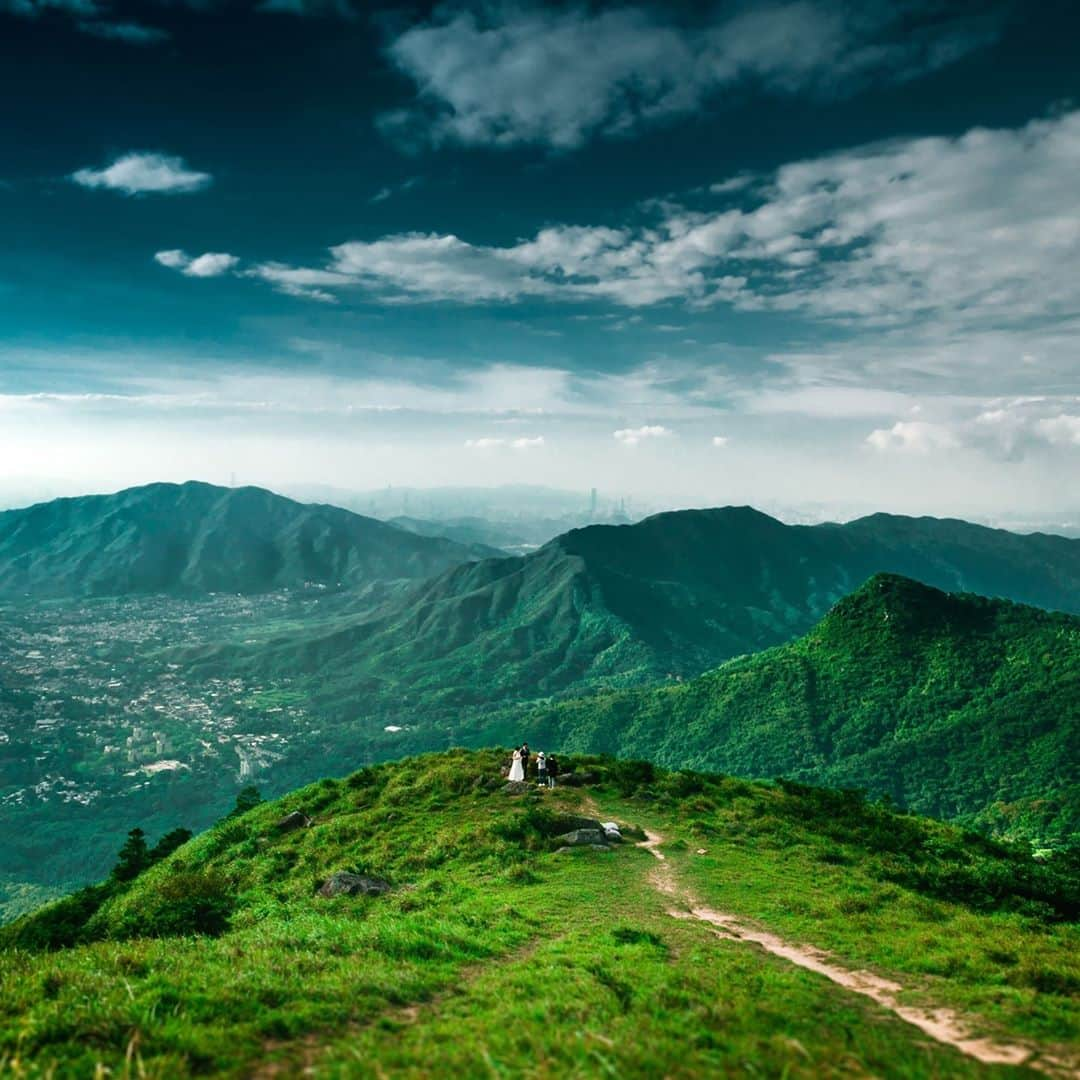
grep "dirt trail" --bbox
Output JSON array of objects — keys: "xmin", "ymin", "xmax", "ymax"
[{"xmin": 636, "ymin": 829, "xmax": 1076, "ymax": 1077}]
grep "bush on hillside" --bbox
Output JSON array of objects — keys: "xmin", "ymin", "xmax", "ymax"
[
  {"xmin": 607, "ymin": 758, "xmax": 657, "ymax": 796},
  {"xmin": 104, "ymin": 870, "xmax": 235, "ymax": 939}
]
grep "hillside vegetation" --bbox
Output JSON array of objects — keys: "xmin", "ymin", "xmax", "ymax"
[
  {"xmin": 1, "ymin": 751, "xmax": 1077, "ymax": 1077},
  {"xmin": 517, "ymin": 575, "xmax": 1080, "ymax": 847},
  {"xmin": 0, "ymin": 482, "xmax": 494, "ymax": 598}
]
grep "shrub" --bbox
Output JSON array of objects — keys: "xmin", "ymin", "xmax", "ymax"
[
  {"xmin": 110, "ymin": 871, "xmax": 235, "ymax": 939},
  {"xmin": 607, "ymin": 758, "xmax": 657, "ymax": 797}
]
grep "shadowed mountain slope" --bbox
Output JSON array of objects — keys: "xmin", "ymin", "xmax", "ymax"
[{"xmin": 0, "ymin": 482, "xmax": 493, "ymax": 598}]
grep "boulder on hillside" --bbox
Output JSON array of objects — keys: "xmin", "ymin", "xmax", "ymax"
[
  {"xmin": 555, "ymin": 844, "xmax": 614, "ymax": 854},
  {"xmin": 318, "ymin": 872, "xmax": 392, "ymax": 898},
  {"xmin": 275, "ymin": 811, "xmax": 312, "ymax": 833},
  {"xmin": 557, "ymin": 771, "xmax": 600, "ymax": 788},
  {"xmin": 554, "ymin": 828, "xmax": 609, "ymax": 847},
  {"xmin": 548, "ymin": 814, "xmax": 604, "ymax": 834},
  {"xmin": 503, "ymin": 781, "xmax": 530, "ymax": 795}
]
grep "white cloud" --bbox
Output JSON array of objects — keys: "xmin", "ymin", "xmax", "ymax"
[
  {"xmin": 185, "ymin": 253, "xmax": 240, "ymax": 278},
  {"xmin": 464, "ymin": 434, "xmax": 546, "ymax": 450},
  {"xmin": 72, "ymin": 152, "xmax": 211, "ymax": 195},
  {"xmin": 153, "ymin": 250, "xmax": 189, "ymax": 270},
  {"xmin": 712, "ymin": 435, "xmax": 729, "ymax": 448},
  {"xmin": 381, "ymin": 2, "xmax": 1000, "ymax": 150},
  {"xmin": 867, "ymin": 399, "xmax": 1080, "ymax": 459},
  {"xmin": 746, "ymin": 385, "xmax": 917, "ymax": 418},
  {"xmin": 154, "ymin": 250, "xmax": 239, "ymax": 278},
  {"xmin": 246, "ymin": 263, "xmax": 349, "ymax": 302},
  {"xmin": 1034, "ymin": 414, "xmax": 1080, "ymax": 447},
  {"xmin": 866, "ymin": 420, "xmax": 959, "ymax": 454},
  {"xmin": 614, "ymin": 425, "xmax": 671, "ymax": 446},
  {"xmin": 201, "ymin": 108, "xmax": 1080, "ymax": 322}
]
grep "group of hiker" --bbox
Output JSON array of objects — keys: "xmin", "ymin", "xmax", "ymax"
[{"xmin": 507, "ymin": 742, "xmax": 559, "ymax": 788}]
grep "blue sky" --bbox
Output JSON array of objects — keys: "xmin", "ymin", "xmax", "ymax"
[{"xmin": 2, "ymin": 0, "xmax": 1079, "ymax": 520}]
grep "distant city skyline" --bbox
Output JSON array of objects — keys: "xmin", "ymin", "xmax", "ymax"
[{"xmin": 2, "ymin": 0, "xmax": 1079, "ymax": 519}]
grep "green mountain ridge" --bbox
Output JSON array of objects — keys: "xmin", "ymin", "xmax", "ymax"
[
  {"xmin": 2, "ymin": 750, "xmax": 1077, "ymax": 1077},
  {"xmin": 194, "ymin": 505, "xmax": 1080, "ymax": 736},
  {"xmin": 0, "ymin": 481, "xmax": 494, "ymax": 598},
  {"xmin": 517, "ymin": 574, "xmax": 1080, "ymax": 846}
]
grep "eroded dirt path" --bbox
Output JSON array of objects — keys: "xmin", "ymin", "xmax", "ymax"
[{"xmin": 636, "ymin": 829, "xmax": 1077, "ymax": 1077}]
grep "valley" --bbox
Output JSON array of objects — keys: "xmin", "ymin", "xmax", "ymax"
[{"xmin": 0, "ymin": 592, "xmax": 326, "ymax": 919}]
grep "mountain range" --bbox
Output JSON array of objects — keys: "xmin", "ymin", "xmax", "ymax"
[
  {"xmin": 198, "ymin": 505, "xmax": 1080, "ymax": 736},
  {"xmin": 0, "ymin": 482, "xmax": 496, "ymax": 598},
  {"xmin": 3, "ymin": 484, "xmax": 1080, "ymax": 918}
]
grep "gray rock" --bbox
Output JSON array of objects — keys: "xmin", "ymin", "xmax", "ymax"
[
  {"xmin": 275, "ymin": 811, "xmax": 312, "ymax": 833},
  {"xmin": 318, "ymin": 872, "xmax": 392, "ymax": 898},
  {"xmin": 557, "ymin": 771, "xmax": 600, "ymax": 788},
  {"xmin": 549, "ymin": 815, "xmax": 604, "ymax": 833},
  {"xmin": 503, "ymin": 781, "xmax": 530, "ymax": 795},
  {"xmin": 554, "ymin": 828, "xmax": 609, "ymax": 846},
  {"xmin": 555, "ymin": 844, "xmax": 613, "ymax": 854}
]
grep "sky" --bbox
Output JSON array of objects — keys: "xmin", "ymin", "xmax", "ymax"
[{"xmin": 1, "ymin": 0, "xmax": 1079, "ymax": 521}]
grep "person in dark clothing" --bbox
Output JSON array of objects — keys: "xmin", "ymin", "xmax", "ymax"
[
  {"xmin": 520, "ymin": 743, "xmax": 531, "ymax": 778},
  {"xmin": 545, "ymin": 755, "xmax": 559, "ymax": 788}
]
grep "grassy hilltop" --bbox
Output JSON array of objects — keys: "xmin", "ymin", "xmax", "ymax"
[{"xmin": 1, "ymin": 750, "xmax": 1077, "ymax": 1077}]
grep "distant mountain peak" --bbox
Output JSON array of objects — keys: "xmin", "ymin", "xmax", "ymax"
[{"xmin": 0, "ymin": 481, "xmax": 492, "ymax": 599}]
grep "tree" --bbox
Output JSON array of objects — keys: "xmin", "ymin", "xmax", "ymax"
[
  {"xmin": 149, "ymin": 827, "xmax": 193, "ymax": 863},
  {"xmin": 112, "ymin": 828, "xmax": 150, "ymax": 882},
  {"xmin": 228, "ymin": 785, "xmax": 263, "ymax": 819}
]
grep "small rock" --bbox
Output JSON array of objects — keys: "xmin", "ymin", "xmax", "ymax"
[
  {"xmin": 696, "ymin": 848, "xmax": 708, "ymax": 855},
  {"xmin": 503, "ymin": 781, "xmax": 530, "ymax": 795},
  {"xmin": 318, "ymin": 872, "xmax": 392, "ymax": 898},
  {"xmin": 275, "ymin": 811, "xmax": 312, "ymax": 833},
  {"xmin": 555, "ymin": 844, "xmax": 613, "ymax": 854}
]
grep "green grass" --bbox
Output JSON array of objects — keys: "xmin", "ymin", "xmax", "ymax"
[{"xmin": 1, "ymin": 750, "xmax": 1077, "ymax": 1077}]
